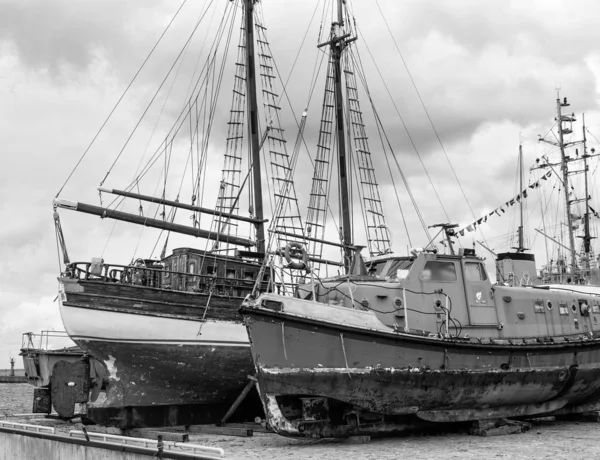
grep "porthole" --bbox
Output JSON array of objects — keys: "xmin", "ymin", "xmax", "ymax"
[
  {"xmin": 571, "ymin": 304, "xmax": 578, "ymax": 314},
  {"xmin": 394, "ymin": 297, "xmax": 403, "ymax": 308},
  {"xmin": 546, "ymin": 301, "xmax": 553, "ymax": 311}
]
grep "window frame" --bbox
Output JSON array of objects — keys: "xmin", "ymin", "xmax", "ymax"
[{"xmin": 419, "ymin": 261, "xmax": 457, "ymax": 283}]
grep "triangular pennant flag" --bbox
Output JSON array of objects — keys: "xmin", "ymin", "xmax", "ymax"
[
  {"xmin": 523, "ymin": 190, "xmax": 528, "ymax": 198},
  {"xmin": 483, "ymin": 215, "xmax": 488, "ymax": 223},
  {"xmin": 546, "ymin": 171, "xmax": 552, "ymax": 178},
  {"xmin": 467, "ymin": 224, "xmax": 475, "ymax": 232},
  {"xmin": 459, "ymin": 229, "xmax": 465, "ymax": 237},
  {"xmin": 477, "ymin": 218, "xmax": 483, "ymax": 225},
  {"xmin": 516, "ymin": 194, "xmax": 521, "ymax": 202},
  {"xmin": 488, "ymin": 211, "xmax": 495, "ymax": 217},
  {"xmin": 501, "ymin": 207, "xmax": 506, "ymax": 213},
  {"xmin": 495, "ymin": 209, "xmax": 501, "ymax": 216},
  {"xmin": 542, "ymin": 174, "xmax": 548, "ymax": 180},
  {"xmin": 509, "ymin": 199, "xmax": 515, "ymax": 206}
]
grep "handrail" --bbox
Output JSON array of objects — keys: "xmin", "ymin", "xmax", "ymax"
[
  {"xmin": 61, "ymin": 261, "xmax": 270, "ymax": 297},
  {"xmin": 65, "ymin": 262, "xmax": 259, "ymax": 285},
  {"xmin": 0, "ymin": 421, "xmax": 55, "ymax": 434},
  {"xmin": 21, "ymin": 331, "xmax": 74, "ymax": 352},
  {"xmin": 68, "ymin": 431, "xmax": 225, "ymax": 457}
]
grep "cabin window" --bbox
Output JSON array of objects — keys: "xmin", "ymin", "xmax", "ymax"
[
  {"xmin": 593, "ymin": 301, "xmax": 600, "ymax": 314},
  {"xmin": 534, "ymin": 299, "xmax": 545, "ymax": 313},
  {"xmin": 206, "ymin": 265, "xmax": 215, "ymax": 275},
  {"xmin": 188, "ymin": 262, "xmax": 196, "ymax": 274},
  {"xmin": 420, "ymin": 261, "xmax": 456, "ymax": 282},
  {"xmin": 368, "ymin": 259, "xmax": 413, "ymax": 279},
  {"xmin": 244, "ymin": 271, "xmax": 255, "ymax": 281},
  {"xmin": 559, "ymin": 302, "xmax": 569, "ymax": 315},
  {"xmin": 464, "ymin": 262, "xmax": 487, "ymax": 281},
  {"xmin": 579, "ymin": 300, "xmax": 591, "ymax": 317},
  {"xmin": 226, "ymin": 268, "xmax": 236, "ymax": 279}
]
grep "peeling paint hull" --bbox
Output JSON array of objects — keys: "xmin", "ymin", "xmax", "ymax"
[
  {"xmin": 242, "ymin": 298, "xmax": 600, "ymax": 438},
  {"xmin": 58, "ymin": 278, "xmax": 260, "ymax": 427}
]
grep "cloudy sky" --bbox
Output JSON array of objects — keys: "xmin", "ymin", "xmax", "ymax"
[{"xmin": 2, "ymin": 0, "xmax": 600, "ymax": 365}]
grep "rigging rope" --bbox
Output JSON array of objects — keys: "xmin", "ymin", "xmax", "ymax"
[
  {"xmin": 55, "ymin": 0, "xmax": 190, "ymax": 198},
  {"xmin": 99, "ymin": 0, "xmax": 218, "ymax": 188},
  {"xmin": 373, "ymin": 0, "xmax": 488, "ymax": 246}
]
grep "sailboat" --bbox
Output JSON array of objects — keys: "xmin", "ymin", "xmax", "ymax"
[
  {"xmin": 240, "ymin": 2, "xmax": 600, "ymax": 438},
  {"xmin": 52, "ymin": 0, "xmax": 305, "ymax": 428}
]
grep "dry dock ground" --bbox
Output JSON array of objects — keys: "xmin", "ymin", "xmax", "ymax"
[{"xmin": 1, "ymin": 383, "xmax": 598, "ymax": 459}]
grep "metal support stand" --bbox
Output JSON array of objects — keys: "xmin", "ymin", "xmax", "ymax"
[{"xmin": 220, "ymin": 375, "xmax": 258, "ymax": 425}]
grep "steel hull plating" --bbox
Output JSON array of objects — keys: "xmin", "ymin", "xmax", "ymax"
[
  {"xmin": 59, "ymin": 278, "xmax": 258, "ymax": 426},
  {"xmin": 242, "ymin": 298, "xmax": 600, "ymax": 437}
]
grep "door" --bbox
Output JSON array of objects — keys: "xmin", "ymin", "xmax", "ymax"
[{"xmin": 463, "ymin": 261, "xmax": 497, "ymax": 325}]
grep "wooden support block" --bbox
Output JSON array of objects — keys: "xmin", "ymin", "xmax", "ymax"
[
  {"xmin": 479, "ymin": 424, "xmax": 525, "ymax": 437},
  {"xmin": 343, "ymin": 435, "xmax": 371, "ymax": 444},
  {"xmin": 188, "ymin": 424, "xmax": 253, "ymax": 437},
  {"xmin": 470, "ymin": 419, "xmax": 530, "ymax": 437},
  {"xmin": 126, "ymin": 428, "xmax": 190, "ymax": 442},
  {"xmin": 222, "ymin": 423, "xmax": 272, "ymax": 434},
  {"xmin": 85, "ymin": 425, "xmax": 125, "ymax": 435}
]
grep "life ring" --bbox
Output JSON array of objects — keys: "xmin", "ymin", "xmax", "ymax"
[{"xmin": 284, "ymin": 242, "xmax": 308, "ymax": 271}]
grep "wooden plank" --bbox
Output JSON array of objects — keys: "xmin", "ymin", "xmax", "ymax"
[
  {"xmin": 126, "ymin": 428, "xmax": 189, "ymax": 442},
  {"xmin": 187, "ymin": 425, "xmax": 253, "ymax": 437},
  {"xmin": 220, "ymin": 423, "xmax": 271, "ymax": 434}
]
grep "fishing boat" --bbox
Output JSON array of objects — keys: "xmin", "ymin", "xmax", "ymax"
[
  {"xmin": 20, "ymin": 331, "xmax": 108, "ymax": 417},
  {"xmin": 239, "ymin": 1, "xmax": 600, "ymax": 438},
  {"xmin": 52, "ymin": 0, "xmax": 306, "ymax": 427}
]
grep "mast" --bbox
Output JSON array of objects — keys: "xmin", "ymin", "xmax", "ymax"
[
  {"xmin": 516, "ymin": 144, "xmax": 526, "ymax": 252},
  {"xmin": 332, "ymin": 0, "xmax": 352, "ymax": 271},
  {"xmin": 244, "ymin": 0, "xmax": 265, "ymax": 255},
  {"xmin": 581, "ymin": 113, "xmax": 592, "ymax": 268},
  {"xmin": 556, "ymin": 96, "xmax": 578, "ymax": 273}
]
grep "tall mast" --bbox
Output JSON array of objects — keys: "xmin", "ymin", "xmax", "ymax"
[
  {"xmin": 556, "ymin": 96, "xmax": 578, "ymax": 273},
  {"xmin": 582, "ymin": 113, "xmax": 592, "ymax": 267},
  {"xmin": 332, "ymin": 0, "xmax": 352, "ymax": 271},
  {"xmin": 244, "ymin": 0, "xmax": 265, "ymax": 255},
  {"xmin": 516, "ymin": 144, "xmax": 526, "ymax": 252}
]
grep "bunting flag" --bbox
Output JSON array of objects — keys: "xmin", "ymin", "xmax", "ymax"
[{"xmin": 455, "ymin": 171, "xmax": 553, "ymax": 237}]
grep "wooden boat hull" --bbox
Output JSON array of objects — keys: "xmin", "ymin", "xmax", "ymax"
[
  {"xmin": 58, "ymin": 278, "xmax": 259, "ymax": 427},
  {"xmin": 241, "ymin": 294, "xmax": 600, "ymax": 437}
]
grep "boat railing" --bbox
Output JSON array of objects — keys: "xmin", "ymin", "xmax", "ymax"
[
  {"xmin": 63, "ymin": 261, "xmax": 267, "ymax": 294},
  {"xmin": 20, "ymin": 331, "xmax": 73, "ymax": 352}
]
